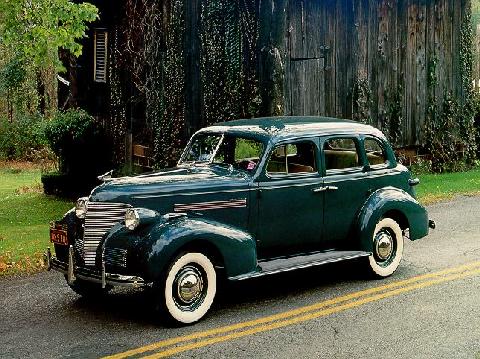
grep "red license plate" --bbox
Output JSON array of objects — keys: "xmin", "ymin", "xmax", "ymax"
[{"xmin": 50, "ymin": 227, "xmax": 68, "ymax": 246}]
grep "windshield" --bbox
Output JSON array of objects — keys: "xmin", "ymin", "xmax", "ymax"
[{"xmin": 180, "ymin": 133, "xmax": 264, "ymax": 173}]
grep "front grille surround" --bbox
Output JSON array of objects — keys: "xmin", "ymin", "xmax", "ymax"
[{"xmin": 82, "ymin": 201, "xmax": 131, "ymax": 266}]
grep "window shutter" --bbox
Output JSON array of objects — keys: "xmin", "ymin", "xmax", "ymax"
[{"xmin": 94, "ymin": 30, "xmax": 108, "ymax": 82}]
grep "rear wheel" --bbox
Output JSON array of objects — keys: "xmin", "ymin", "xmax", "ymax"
[
  {"xmin": 157, "ymin": 252, "xmax": 217, "ymax": 324},
  {"xmin": 366, "ymin": 218, "xmax": 404, "ymax": 278}
]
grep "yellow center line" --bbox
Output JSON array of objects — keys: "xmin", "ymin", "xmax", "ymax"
[
  {"xmin": 103, "ymin": 261, "xmax": 480, "ymax": 359},
  {"xmin": 142, "ymin": 267, "xmax": 480, "ymax": 359}
]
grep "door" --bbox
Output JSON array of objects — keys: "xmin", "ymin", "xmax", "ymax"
[
  {"xmin": 321, "ymin": 136, "xmax": 371, "ymax": 249},
  {"xmin": 285, "ymin": 0, "xmax": 331, "ymax": 117},
  {"xmin": 256, "ymin": 140, "xmax": 324, "ymax": 259}
]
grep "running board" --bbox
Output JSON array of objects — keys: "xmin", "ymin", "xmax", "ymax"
[{"xmin": 229, "ymin": 251, "xmax": 371, "ymax": 281}]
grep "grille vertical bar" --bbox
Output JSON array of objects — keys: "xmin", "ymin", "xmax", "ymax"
[{"xmin": 83, "ymin": 202, "xmax": 131, "ymax": 266}]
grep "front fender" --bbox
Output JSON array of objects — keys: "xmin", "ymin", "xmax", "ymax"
[
  {"xmin": 355, "ymin": 187, "xmax": 429, "ymax": 252},
  {"xmin": 130, "ymin": 216, "xmax": 258, "ymax": 281}
]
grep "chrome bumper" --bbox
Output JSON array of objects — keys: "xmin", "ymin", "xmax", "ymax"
[{"xmin": 44, "ymin": 246, "xmax": 148, "ymax": 288}]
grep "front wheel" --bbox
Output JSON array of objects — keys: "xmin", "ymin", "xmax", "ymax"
[
  {"xmin": 366, "ymin": 218, "xmax": 404, "ymax": 278},
  {"xmin": 157, "ymin": 252, "xmax": 217, "ymax": 325}
]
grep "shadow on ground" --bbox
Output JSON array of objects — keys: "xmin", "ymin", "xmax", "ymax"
[{"xmin": 67, "ymin": 259, "xmax": 370, "ymax": 327}]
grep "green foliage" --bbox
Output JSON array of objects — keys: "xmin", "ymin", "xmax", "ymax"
[
  {"xmin": 0, "ymin": 0, "xmax": 98, "ymax": 71},
  {"xmin": 423, "ymin": 7, "xmax": 478, "ymax": 174},
  {"xmin": 0, "ymin": 115, "xmax": 49, "ymax": 160},
  {"xmin": 44, "ymin": 109, "xmax": 112, "ymax": 177},
  {"xmin": 0, "ymin": 0, "xmax": 98, "ymax": 119}
]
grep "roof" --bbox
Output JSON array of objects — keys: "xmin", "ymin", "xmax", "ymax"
[{"xmin": 201, "ymin": 116, "xmax": 384, "ymax": 143}]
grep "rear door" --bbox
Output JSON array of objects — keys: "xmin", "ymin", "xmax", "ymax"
[{"xmin": 321, "ymin": 136, "xmax": 371, "ymax": 249}]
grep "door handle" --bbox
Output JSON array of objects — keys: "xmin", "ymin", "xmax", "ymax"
[{"xmin": 313, "ymin": 186, "xmax": 338, "ymax": 193}]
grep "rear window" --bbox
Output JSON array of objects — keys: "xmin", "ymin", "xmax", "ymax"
[
  {"xmin": 364, "ymin": 138, "xmax": 388, "ymax": 167},
  {"xmin": 324, "ymin": 138, "xmax": 361, "ymax": 171}
]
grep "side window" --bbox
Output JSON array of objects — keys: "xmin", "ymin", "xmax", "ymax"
[
  {"xmin": 364, "ymin": 138, "xmax": 388, "ymax": 167},
  {"xmin": 267, "ymin": 142, "xmax": 317, "ymax": 175},
  {"xmin": 323, "ymin": 138, "xmax": 361, "ymax": 171}
]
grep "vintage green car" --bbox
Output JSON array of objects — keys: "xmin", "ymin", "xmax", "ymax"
[{"xmin": 46, "ymin": 116, "xmax": 434, "ymax": 324}]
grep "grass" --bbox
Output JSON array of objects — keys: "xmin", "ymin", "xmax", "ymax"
[
  {"xmin": 0, "ymin": 164, "xmax": 73, "ymax": 276},
  {"xmin": 415, "ymin": 166, "xmax": 480, "ymax": 205}
]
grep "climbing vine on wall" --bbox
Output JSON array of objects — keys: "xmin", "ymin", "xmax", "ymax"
[
  {"xmin": 383, "ymin": 84, "xmax": 404, "ymax": 147},
  {"xmin": 201, "ymin": 0, "xmax": 260, "ymax": 125},
  {"xmin": 108, "ymin": 28, "xmax": 127, "ymax": 166},
  {"xmin": 459, "ymin": 5, "xmax": 477, "ymax": 163},
  {"xmin": 352, "ymin": 76, "xmax": 372, "ymax": 125},
  {"xmin": 154, "ymin": 0, "xmax": 185, "ymax": 168},
  {"xmin": 423, "ymin": 6, "xmax": 478, "ymax": 173}
]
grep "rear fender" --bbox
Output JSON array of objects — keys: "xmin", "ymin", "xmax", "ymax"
[{"xmin": 355, "ymin": 187, "xmax": 429, "ymax": 252}]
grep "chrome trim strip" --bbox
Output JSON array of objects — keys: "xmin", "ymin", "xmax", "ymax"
[
  {"xmin": 257, "ymin": 181, "xmax": 324, "ymax": 191},
  {"xmin": 229, "ymin": 252, "xmax": 372, "ymax": 281},
  {"xmin": 133, "ymin": 188, "xmax": 250, "ymax": 199},
  {"xmin": 174, "ymin": 199, "xmax": 247, "ymax": 212}
]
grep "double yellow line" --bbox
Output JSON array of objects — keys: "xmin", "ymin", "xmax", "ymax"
[{"xmin": 105, "ymin": 261, "xmax": 480, "ymax": 359}]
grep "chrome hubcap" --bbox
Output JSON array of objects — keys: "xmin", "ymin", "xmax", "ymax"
[
  {"xmin": 375, "ymin": 230, "xmax": 394, "ymax": 261},
  {"xmin": 175, "ymin": 265, "xmax": 204, "ymax": 306}
]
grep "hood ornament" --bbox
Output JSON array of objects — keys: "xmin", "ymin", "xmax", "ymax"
[{"xmin": 97, "ymin": 170, "xmax": 114, "ymax": 182}]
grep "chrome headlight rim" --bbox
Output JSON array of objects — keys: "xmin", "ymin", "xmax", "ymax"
[
  {"xmin": 125, "ymin": 208, "xmax": 140, "ymax": 231},
  {"xmin": 75, "ymin": 197, "xmax": 88, "ymax": 219}
]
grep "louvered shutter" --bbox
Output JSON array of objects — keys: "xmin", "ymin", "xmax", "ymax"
[{"xmin": 94, "ymin": 30, "xmax": 108, "ymax": 82}]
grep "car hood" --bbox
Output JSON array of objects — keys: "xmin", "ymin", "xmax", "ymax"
[{"xmin": 89, "ymin": 165, "xmax": 251, "ymax": 205}]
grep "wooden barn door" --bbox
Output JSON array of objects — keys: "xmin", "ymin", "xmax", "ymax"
[
  {"xmin": 285, "ymin": 0, "xmax": 353, "ymax": 119},
  {"xmin": 286, "ymin": 0, "xmax": 329, "ymax": 117}
]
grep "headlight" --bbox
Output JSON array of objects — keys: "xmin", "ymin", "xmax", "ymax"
[
  {"xmin": 75, "ymin": 197, "xmax": 88, "ymax": 219},
  {"xmin": 125, "ymin": 208, "xmax": 140, "ymax": 230}
]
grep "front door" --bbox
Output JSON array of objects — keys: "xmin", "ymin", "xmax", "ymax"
[{"xmin": 256, "ymin": 140, "xmax": 324, "ymax": 259}]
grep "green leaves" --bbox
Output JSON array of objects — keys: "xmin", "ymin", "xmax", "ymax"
[{"xmin": 0, "ymin": 0, "xmax": 98, "ymax": 71}]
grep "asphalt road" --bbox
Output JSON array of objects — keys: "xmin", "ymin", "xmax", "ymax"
[{"xmin": 1, "ymin": 195, "xmax": 480, "ymax": 359}]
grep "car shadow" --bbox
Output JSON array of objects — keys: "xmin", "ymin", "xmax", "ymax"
[{"xmin": 68, "ymin": 259, "xmax": 369, "ymax": 327}]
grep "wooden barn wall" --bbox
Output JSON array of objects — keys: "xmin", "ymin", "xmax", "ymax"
[{"xmin": 280, "ymin": 0, "xmax": 468, "ymax": 147}]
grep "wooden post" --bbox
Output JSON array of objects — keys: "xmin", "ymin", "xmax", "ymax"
[
  {"xmin": 258, "ymin": 0, "xmax": 288, "ymax": 116},
  {"xmin": 184, "ymin": 0, "xmax": 203, "ymax": 138}
]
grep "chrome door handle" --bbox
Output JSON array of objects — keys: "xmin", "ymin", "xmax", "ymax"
[{"xmin": 313, "ymin": 186, "xmax": 338, "ymax": 193}]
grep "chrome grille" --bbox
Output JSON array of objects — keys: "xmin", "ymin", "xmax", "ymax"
[
  {"xmin": 104, "ymin": 247, "xmax": 128, "ymax": 268},
  {"xmin": 83, "ymin": 201, "xmax": 131, "ymax": 266}
]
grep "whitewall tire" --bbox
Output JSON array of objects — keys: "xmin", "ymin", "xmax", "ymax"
[
  {"xmin": 161, "ymin": 252, "xmax": 217, "ymax": 324},
  {"xmin": 367, "ymin": 218, "xmax": 404, "ymax": 278}
]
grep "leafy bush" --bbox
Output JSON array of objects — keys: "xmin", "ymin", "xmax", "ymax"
[
  {"xmin": 42, "ymin": 109, "xmax": 112, "ymax": 197},
  {"xmin": 0, "ymin": 115, "xmax": 50, "ymax": 160},
  {"xmin": 44, "ymin": 109, "xmax": 112, "ymax": 176}
]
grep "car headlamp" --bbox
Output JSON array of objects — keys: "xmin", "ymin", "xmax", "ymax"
[
  {"xmin": 125, "ymin": 208, "xmax": 140, "ymax": 230},
  {"xmin": 75, "ymin": 197, "xmax": 88, "ymax": 219}
]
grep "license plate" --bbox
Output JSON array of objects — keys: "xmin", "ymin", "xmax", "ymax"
[{"xmin": 50, "ymin": 226, "xmax": 68, "ymax": 246}]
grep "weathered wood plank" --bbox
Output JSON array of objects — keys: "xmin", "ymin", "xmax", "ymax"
[
  {"xmin": 377, "ymin": 0, "xmax": 389, "ymax": 131},
  {"xmin": 324, "ymin": 0, "xmax": 336, "ymax": 117},
  {"xmin": 368, "ymin": 0, "xmax": 379, "ymax": 126},
  {"xmin": 416, "ymin": 0, "xmax": 427, "ymax": 145}
]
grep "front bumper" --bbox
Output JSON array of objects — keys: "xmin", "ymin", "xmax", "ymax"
[{"xmin": 45, "ymin": 246, "xmax": 149, "ymax": 288}]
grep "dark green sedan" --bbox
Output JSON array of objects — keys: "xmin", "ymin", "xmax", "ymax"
[{"xmin": 46, "ymin": 116, "xmax": 434, "ymax": 324}]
